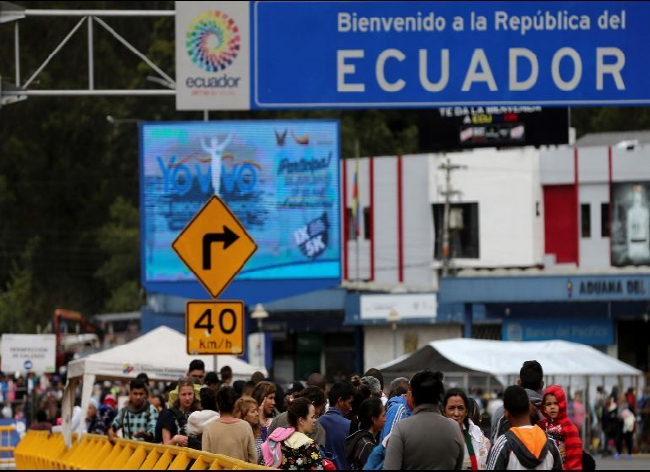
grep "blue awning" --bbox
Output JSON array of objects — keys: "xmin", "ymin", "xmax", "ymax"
[{"xmin": 263, "ymin": 288, "xmax": 347, "ymax": 312}]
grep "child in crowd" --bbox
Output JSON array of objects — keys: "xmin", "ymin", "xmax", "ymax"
[{"xmin": 538, "ymin": 385, "xmax": 583, "ymax": 470}]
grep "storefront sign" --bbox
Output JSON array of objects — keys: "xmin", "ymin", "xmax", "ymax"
[
  {"xmin": 568, "ymin": 277, "xmax": 650, "ymax": 299},
  {"xmin": 360, "ymin": 294, "xmax": 437, "ymax": 321},
  {"xmin": 441, "ymin": 274, "xmax": 650, "ymax": 303},
  {"xmin": 503, "ymin": 318, "xmax": 614, "ymax": 345}
]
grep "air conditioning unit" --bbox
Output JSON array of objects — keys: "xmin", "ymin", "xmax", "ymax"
[{"xmin": 615, "ymin": 139, "xmax": 638, "ymax": 150}]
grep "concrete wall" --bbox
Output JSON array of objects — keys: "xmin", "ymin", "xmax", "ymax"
[
  {"xmin": 429, "ymin": 148, "xmax": 544, "ymax": 268},
  {"xmin": 344, "ymin": 144, "xmax": 650, "ymax": 276},
  {"xmin": 363, "ymin": 324, "xmax": 462, "ymax": 372},
  {"xmin": 579, "ymin": 183, "xmax": 610, "ymax": 269},
  {"xmin": 540, "ymin": 146, "xmax": 574, "ymax": 185},
  {"xmin": 540, "ymin": 143, "xmax": 650, "ymax": 185},
  {"xmin": 612, "ymin": 144, "xmax": 650, "ymax": 182},
  {"xmin": 345, "ymin": 149, "xmax": 545, "ymax": 277},
  {"xmin": 540, "ymin": 143, "xmax": 650, "ymax": 268},
  {"xmin": 344, "ymin": 155, "xmax": 435, "ymax": 288},
  {"xmin": 402, "ymin": 155, "xmax": 436, "ymax": 286}
]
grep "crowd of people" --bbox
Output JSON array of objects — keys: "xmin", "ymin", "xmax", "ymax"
[{"xmin": 10, "ymin": 359, "xmax": 650, "ymax": 470}]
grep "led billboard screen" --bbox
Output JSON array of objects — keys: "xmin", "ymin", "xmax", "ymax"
[
  {"xmin": 418, "ymin": 107, "xmax": 569, "ymax": 151},
  {"xmin": 140, "ymin": 121, "xmax": 341, "ymax": 295}
]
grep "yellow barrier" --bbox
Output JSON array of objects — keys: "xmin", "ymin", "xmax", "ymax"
[
  {"xmin": 0, "ymin": 425, "xmax": 15, "ymax": 468},
  {"xmin": 15, "ymin": 431, "xmax": 273, "ymax": 470}
]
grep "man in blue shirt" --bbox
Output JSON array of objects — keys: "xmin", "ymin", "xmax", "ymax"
[
  {"xmin": 317, "ymin": 381, "xmax": 355, "ymax": 470},
  {"xmin": 380, "ymin": 377, "xmax": 413, "ymax": 442}
]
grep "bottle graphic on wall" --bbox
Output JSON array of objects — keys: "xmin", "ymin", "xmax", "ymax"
[{"xmin": 627, "ymin": 185, "xmax": 650, "ymax": 262}]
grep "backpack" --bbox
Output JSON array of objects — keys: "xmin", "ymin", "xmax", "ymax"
[
  {"xmin": 153, "ymin": 407, "xmax": 187, "ymax": 444},
  {"xmin": 581, "ymin": 450, "xmax": 595, "ymax": 471},
  {"xmin": 362, "ymin": 443, "xmax": 386, "ymax": 470},
  {"xmin": 168, "ymin": 407, "xmax": 189, "ymax": 436},
  {"xmin": 187, "ymin": 434, "xmax": 202, "ymax": 450},
  {"xmin": 262, "ymin": 435, "xmax": 284, "ymax": 468},
  {"xmin": 262, "ymin": 427, "xmax": 295, "ymax": 468},
  {"xmin": 493, "ymin": 400, "xmax": 543, "ymax": 443},
  {"xmin": 320, "ymin": 448, "xmax": 338, "ymax": 470}
]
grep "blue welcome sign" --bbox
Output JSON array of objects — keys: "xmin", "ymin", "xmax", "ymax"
[{"xmin": 252, "ymin": 1, "xmax": 650, "ymax": 108}]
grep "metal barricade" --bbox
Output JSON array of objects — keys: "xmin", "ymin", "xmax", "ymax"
[
  {"xmin": 0, "ymin": 426, "xmax": 15, "ymax": 469},
  {"xmin": 15, "ymin": 431, "xmax": 273, "ymax": 470}
]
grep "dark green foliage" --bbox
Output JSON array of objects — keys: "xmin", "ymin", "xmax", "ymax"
[{"xmin": 571, "ymin": 107, "xmax": 650, "ymax": 138}]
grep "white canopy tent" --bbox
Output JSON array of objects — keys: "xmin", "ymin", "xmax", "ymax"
[
  {"xmin": 61, "ymin": 326, "xmax": 267, "ymax": 447},
  {"xmin": 377, "ymin": 338, "xmax": 644, "ymax": 446},
  {"xmin": 377, "ymin": 338, "xmax": 642, "ymax": 387}
]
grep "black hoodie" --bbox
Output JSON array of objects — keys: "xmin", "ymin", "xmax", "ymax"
[
  {"xmin": 344, "ymin": 429, "xmax": 377, "ymax": 470},
  {"xmin": 487, "ymin": 424, "xmax": 563, "ymax": 470}
]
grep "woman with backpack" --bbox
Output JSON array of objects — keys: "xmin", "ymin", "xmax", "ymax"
[
  {"xmin": 262, "ymin": 397, "xmax": 324, "ymax": 470},
  {"xmin": 187, "ymin": 387, "xmax": 220, "ymax": 450},
  {"xmin": 157, "ymin": 378, "xmax": 200, "ymax": 447},
  {"xmin": 345, "ymin": 397, "xmax": 386, "ymax": 470}
]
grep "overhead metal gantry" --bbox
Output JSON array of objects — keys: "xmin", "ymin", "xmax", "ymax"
[{"xmin": 0, "ymin": 1, "xmax": 176, "ymax": 107}]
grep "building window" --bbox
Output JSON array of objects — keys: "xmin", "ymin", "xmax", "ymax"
[
  {"xmin": 363, "ymin": 207, "xmax": 372, "ymax": 241},
  {"xmin": 347, "ymin": 207, "xmax": 368, "ymax": 240},
  {"xmin": 581, "ymin": 204, "xmax": 591, "ymax": 238},
  {"xmin": 432, "ymin": 202, "xmax": 480, "ymax": 259},
  {"xmin": 346, "ymin": 208, "xmax": 354, "ymax": 241},
  {"xmin": 601, "ymin": 203, "xmax": 610, "ymax": 237}
]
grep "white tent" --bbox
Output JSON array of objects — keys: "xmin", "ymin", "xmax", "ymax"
[
  {"xmin": 377, "ymin": 339, "xmax": 644, "ymax": 446},
  {"xmin": 61, "ymin": 326, "xmax": 267, "ymax": 447},
  {"xmin": 66, "ymin": 325, "xmax": 265, "ymax": 381},
  {"xmin": 377, "ymin": 338, "xmax": 643, "ymax": 391}
]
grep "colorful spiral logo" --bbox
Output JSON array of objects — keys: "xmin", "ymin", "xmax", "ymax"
[{"xmin": 186, "ymin": 10, "xmax": 240, "ymax": 73}]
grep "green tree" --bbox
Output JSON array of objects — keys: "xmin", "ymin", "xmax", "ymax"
[
  {"xmin": 571, "ymin": 107, "xmax": 650, "ymax": 138},
  {"xmin": 0, "ymin": 237, "xmax": 42, "ymax": 333},
  {"xmin": 95, "ymin": 197, "xmax": 141, "ymax": 312}
]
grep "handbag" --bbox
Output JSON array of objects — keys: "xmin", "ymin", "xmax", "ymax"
[
  {"xmin": 320, "ymin": 449, "xmax": 337, "ymax": 470},
  {"xmin": 581, "ymin": 450, "xmax": 595, "ymax": 471}
]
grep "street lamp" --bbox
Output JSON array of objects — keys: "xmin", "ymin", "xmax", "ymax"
[
  {"xmin": 251, "ymin": 303, "xmax": 269, "ymax": 332},
  {"xmin": 387, "ymin": 308, "xmax": 400, "ymax": 360},
  {"xmin": 106, "ymin": 115, "xmax": 140, "ymax": 125},
  {"xmin": 250, "ymin": 304, "xmax": 269, "ymax": 368}
]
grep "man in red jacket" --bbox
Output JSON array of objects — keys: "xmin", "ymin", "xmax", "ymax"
[{"xmin": 539, "ymin": 385, "xmax": 583, "ymax": 470}]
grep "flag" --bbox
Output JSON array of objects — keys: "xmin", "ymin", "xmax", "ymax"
[{"xmin": 352, "ymin": 157, "xmax": 361, "ymax": 237}]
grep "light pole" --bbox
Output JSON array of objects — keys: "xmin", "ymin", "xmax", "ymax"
[
  {"xmin": 250, "ymin": 304, "xmax": 269, "ymax": 368},
  {"xmin": 387, "ymin": 308, "xmax": 400, "ymax": 360},
  {"xmin": 105, "ymin": 115, "xmax": 140, "ymax": 125}
]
